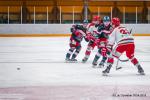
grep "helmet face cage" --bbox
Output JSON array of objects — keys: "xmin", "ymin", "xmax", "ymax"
[
  {"xmin": 83, "ymin": 19, "xmax": 88, "ymax": 27},
  {"xmin": 103, "ymin": 16, "xmax": 110, "ymax": 22},
  {"xmin": 103, "ymin": 16, "xmax": 110, "ymax": 26},
  {"xmin": 104, "ymin": 21, "xmax": 110, "ymax": 27}
]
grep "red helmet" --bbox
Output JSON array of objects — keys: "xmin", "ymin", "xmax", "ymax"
[
  {"xmin": 92, "ymin": 16, "xmax": 100, "ymax": 21},
  {"xmin": 112, "ymin": 17, "xmax": 120, "ymax": 27}
]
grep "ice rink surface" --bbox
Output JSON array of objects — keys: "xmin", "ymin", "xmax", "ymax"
[{"xmin": 0, "ymin": 36, "xmax": 150, "ymax": 100}]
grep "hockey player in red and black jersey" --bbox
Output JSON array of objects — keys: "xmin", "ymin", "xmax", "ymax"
[
  {"xmin": 92, "ymin": 16, "xmax": 113, "ymax": 67},
  {"xmin": 82, "ymin": 16, "xmax": 102, "ymax": 63},
  {"xmin": 65, "ymin": 20, "xmax": 88, "ymax": 62}
]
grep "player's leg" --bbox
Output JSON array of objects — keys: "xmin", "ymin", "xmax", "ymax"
[
  {"xmin": 126, "ymin": 44, "xmax": 145, "ymax": 75},
  {"xmin": 65, "ymin": 42, "xmax": 75, "ymax": 61},
  {"xmin": 99, "ymin": 47, "xmax": 107, "ymax": 67},
  {"xmin": 102, "ymin": 56, "xmax": 114, "ymax": 75},
  {"xmin": 82, "ymin": 41, "xmax": 95, "ymax": 63},
  {"xmin": 71, "ymin": 45, "xmax": 81, "ymax": 61},
  {"xmin": 102, "ymin": 45, "xmax": 123, "ymax": 75},
  {"xmin": 65, "ymin": 48, "xmax": 75, "ymax": 61},
  {"xmin": 99, "ymin": 56, "xmax": 107, "ymax": 67},
  {"xmin": 92, "ymin": 49, "xmax": 101, "ymax": 66}
]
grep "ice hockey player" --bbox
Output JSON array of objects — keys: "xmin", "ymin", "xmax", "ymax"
[
  {"xmin": 65, "ymin": 20, "xmax": 88, "ymax": 62},
  {"xmin": 82, "ymin": 16, "xmax": 101, "ymax": 63},
  {"xmin": 102, "ymin": 17, "xmax": 145, "ymax": 76},
  {"xmin": 92, "ymin": 16, "xmax": 113, "ymax": 67}
]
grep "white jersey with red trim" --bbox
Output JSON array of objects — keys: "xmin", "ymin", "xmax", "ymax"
[
  {"xmin": 86, "ymin": 23, "xmax": 99, "ymax": 36},
  {"xmin": 108, "ymin": 26, "xmax": 134, "ymax": 46}
]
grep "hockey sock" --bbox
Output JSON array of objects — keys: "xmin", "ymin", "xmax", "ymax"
[
  {"xmin": 72, "ymin": 46, "xmax": 81, "ymax": 59},
  {"xmin": 101, "ymin": 56, "xmax": 107, "ymax": 63},
  {"xmin": 130, "ymin": 57, "xmax": 139, "ymax": 66},
  {"xmin": 85, "ymin": 46, "xmax": 93, "ymax": 57},
  {"xmin": 66, "ymin": 48, "xmax": 74, "ymax": 59},
  {"xmin": 93, "ymin": 52, "xmax": 101, "ymax": 62},
  {"xmin": 72, "ymin": 52, "xmax": 78, "ymax": 59},
  {"xmin": 66, "ymin": 53, "xmax": 71, "ymax": 59}
]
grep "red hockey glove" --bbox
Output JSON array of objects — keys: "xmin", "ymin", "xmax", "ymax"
[{"xmin": 95, "ymin": 39, "xmax": 100, "ymax": 45}]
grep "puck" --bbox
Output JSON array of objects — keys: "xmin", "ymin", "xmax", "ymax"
[{"xmin": 17, "ymin": 68, "xmax": 20, "ymax": 70}]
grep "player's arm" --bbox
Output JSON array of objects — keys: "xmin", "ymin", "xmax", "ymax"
[
  {"xmin": 84, "ymin": 26, "xmax": 93, "ymax": 41},
  {"xmin": 97, "ymin": 25, "xmax": 104, "ymax": 32},
  {"xmin": 107, "ymin": 28, "xmax": 116, "ymax": 52},
  {"xmin": 72, "ymin": 32, "xmax": 82, "ymax": 43},
  {"xmin": 70, "ymin": 25, "xmax": 76, "ymax": 33},
  {"xmin": 108, "ymin": 28, "xmax": 116, "ymax": 45},
  {"xmin": 84, "ymin": 36, "xmax": 90, "ymax": 42},
  {"xmin": 97, "ymin": 31, "xmax": 109, "ymax": 39}
]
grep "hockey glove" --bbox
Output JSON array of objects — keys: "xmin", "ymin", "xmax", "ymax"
[{"xmin": 101, "ymin": 47, "xmax": 107, "ymax": 57}]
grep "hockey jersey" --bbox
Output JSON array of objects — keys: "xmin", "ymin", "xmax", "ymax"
[
  {"xmin": 97, "ymin": 23, "xmax": 113, "ymax": 39},
  {"xmin": 108, "ymin": 26, "xmax": 134, "ymax": 46},
  {"xmin": 70, "ymin": 25, "xmax": 86, "ymax": 43},
  {"xmin": 85, "ymin": 23, "xmax": 100, "ymax": 41}
]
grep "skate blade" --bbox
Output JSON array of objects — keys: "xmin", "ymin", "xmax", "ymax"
[
  {"xmin": 70, "ymin": 61, "xmax": 77, "ymax": 63},
  {"xmin": 98, "ymin": 65, "xmax": 104, "ymax": 68},
  {"xmin": 67, "ymin": 61, "xmax": 78, "ymax": 63},
  {"xmin": 102, "ymin": 73, "xmax": 108, "ymax": 76},
  {"xmin": 65, "ymin": 60, "xmax": 77, "ymax": 63},
  {"xmin": 82, "ymin": 61, "xmax": 87, "ymax": 63},
  {"xmin": 65, "ymin": 60, "xmax": 70, "ymax": 63},
  {"xmin": 92, "ymin": 65, "xmax": 97, "ymax": 68},
  {"xmin": 137, "ymin": 72, "xmax": 145, "ymax": 76}
]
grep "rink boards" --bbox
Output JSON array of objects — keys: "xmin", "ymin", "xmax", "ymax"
[
  {"xmin": 1, "ymin": 24, "xmax": 150, "ymax": 37},
  {"xmin": 0, "ymin": 33, "xmax": 150, "ymax": 37}
]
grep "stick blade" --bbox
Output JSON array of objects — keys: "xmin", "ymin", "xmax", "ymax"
[{"xmin": 116, "ymin": 66, "xmax": 122, "ymax": 70}]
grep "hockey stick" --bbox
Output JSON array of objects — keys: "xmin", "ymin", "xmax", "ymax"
[
  {"xmin": 118, "ymin": 58, "xmax": 129, "ymax": 62},
  {"xmin": 116, "ymin": 58, "xmax": 129, "ymax": 70},
  {"xmin": 116, "ymin": 59, "xmax": 122, "ymax": 70},
  {"xmin": 129, "ymin": 28, "xmax": 132, "ymax": 34}
]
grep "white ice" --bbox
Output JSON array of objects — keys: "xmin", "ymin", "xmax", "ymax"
[{"xmin": 0, "ymin": 36, "xmax": 150, "ymax": 88}]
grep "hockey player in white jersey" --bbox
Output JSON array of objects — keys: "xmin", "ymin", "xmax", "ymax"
[
  {"xmin": 102, "ymin": 17, "xmax": 145, "ymax": 76},
  {"xmin": 82, "ymin": 16, "xmax": 101, "ymax": 63}
]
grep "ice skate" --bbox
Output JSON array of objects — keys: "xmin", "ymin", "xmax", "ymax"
[
  {"xmin": 92, "ymin": 61, "xmax": 97, "ymax": 68},
  {"xmin": 82, "ymin": 57, "xmax": 88, "ymax": 63},
  {"xmin": 65, "ymin": 58, "xmax": 71, "ymax": 63},
  {"xmin": 137, "ymin": 65, "xmax": 145, "ymax": 75},
  {"xmin": 99, "ymin": 61, "xmax": 105, "ymax": 68},
  {"xmin": 102, "ymin": 64, "xmax": 112, "ymax": 76},
  {"xmin": 70, "ymin": 58, "xmax": 77, "ymax": 63}
]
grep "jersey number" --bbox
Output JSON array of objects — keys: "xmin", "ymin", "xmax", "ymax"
[{"xmin": 120, "ymin": 29, "xmax": 129, "ymax": 34}]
